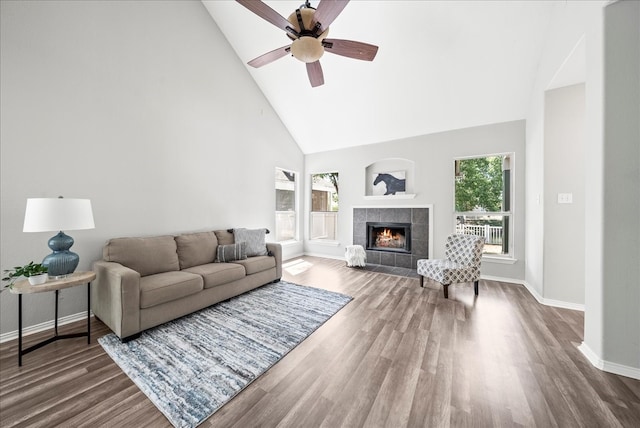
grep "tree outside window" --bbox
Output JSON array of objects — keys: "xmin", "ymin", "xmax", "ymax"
[{"xmin": 454, "ymin": 155, "xmax": 512, "ymax": 256}]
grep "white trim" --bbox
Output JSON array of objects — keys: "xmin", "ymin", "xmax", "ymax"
[
  {"xmin": 481, "ymin": 275, "xmax": 585, "ymax": 311},
  {"xmin": 363, "ymin": 194, "xmax": 416, "ymax": 200},
  {"xmin": 303, "ymin": 252, "xmax": 345, "ymax": 261},
  {"xmin": 277, "ymin": 239, "xmax": 301, "ymax": 247},
  {"xmin": 578, "ymin": 343, "xmax": 640, "ymax": 380},
  {"xmin": 308, "ymin": 239, "xmax": 340, "ymax": 246},
  {"xmin": 523, "ymin": 280, "xmax": 585, "ymax": 311},
  {"xmin": 351, "ymin": 204, "xmax": 434, "ymax": 209},
  {"xmin": 482, "ymin": 278, "xmax": 640, "ymax": 380},
  {"xmin": 0, "ymin": 311, "xmax": 93, "ymax": 344},
  {"xmin": 482, "ymin": 255, "xmax": 518, "ymax": 264}
]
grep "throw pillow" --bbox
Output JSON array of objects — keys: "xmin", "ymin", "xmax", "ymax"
[
  {"xmin": 175, "ymin": 231, "xmax": 217, "ymax": 269},
  {"xmin": 217, "ymin": 242, "xmax": 247, "ymax": 263},
  {"xmin": 233, "ymin": 228, "xmax": 268, "ymax": 257},
  {"xmin": 214, "ymin": 229, "xmax": 234, "ymax": 246}
]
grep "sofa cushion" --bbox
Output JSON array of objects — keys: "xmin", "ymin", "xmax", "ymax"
[
  {"xmin": 233, "ymin": 228, "xmax": 269, "ymax": 257},
  {"xmin": 103, "ymin": 235, "xmax": 179, "ymax": 277},
  {"xmin": 231, "ymin": 255, "xmax": 275, "ymax": 275},
  {"xmin": 214, "ymin": 230, "xmax": 234, "ymax": 246},
  {"xmin": 183, "ymin": 263, "xmax": 246, "ymax": 289},
  {"xmin": 175, "ymin": 231, "xmax": 218, "ymax": 269},
  {"xmin": 139, "ymin": 271, "xmax": 203, "ymax": 309}
]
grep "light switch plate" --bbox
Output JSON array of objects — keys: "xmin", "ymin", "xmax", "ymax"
[{"xmin": 557, "ymin": 193, "xmax": 573, "ymax": 204}]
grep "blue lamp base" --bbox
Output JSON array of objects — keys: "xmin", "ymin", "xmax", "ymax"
[{"xmin": 42, "ymin": 231, "xmax": 79, "ymax": 278}]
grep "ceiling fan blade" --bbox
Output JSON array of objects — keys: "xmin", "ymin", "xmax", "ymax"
[
  {"xmin": 312, "ymin": 0, "xmax": 349, "ymax": 34},
  {"xmin": 306, "ymin": 61, "xmax": 324, "ymax": 87},
  {"xmin": 248, "ymin": 45, "xmax": 291, "ymax": 68},
  {"xmin": 323, "ymin": 38, "xmax": 378, "ymax": 61},
  {"xmin": 236, "ymin": 0, "xmax": 296, "ymax": 36}
]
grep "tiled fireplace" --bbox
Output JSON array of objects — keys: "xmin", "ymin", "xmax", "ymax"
[{"xmin": 353, "ymin": 207, "xmax": 430, "ymax": 269}]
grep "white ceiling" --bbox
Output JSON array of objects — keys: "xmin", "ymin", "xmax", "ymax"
[{"xmin": 203, "ymin": 1, "xmax": 558, "ymax": 154}]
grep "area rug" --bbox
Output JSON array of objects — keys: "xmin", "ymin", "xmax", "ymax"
[{"xmin": 98, "ymin": 281, "xmax": 352, "ymax": 428}]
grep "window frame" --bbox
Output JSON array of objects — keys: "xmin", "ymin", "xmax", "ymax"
[
  {"xmin": 275, "ymin": 167, "xmax": 298, "ymax": 243},
  {"xmin": 453, "ymin": 152, "xmax": 515, "ymax": 259},
  {"xmin": 309, "ymin": 172, "xmax": 339, "ymax": 243}
]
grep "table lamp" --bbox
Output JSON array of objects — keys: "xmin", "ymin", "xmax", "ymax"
[{"xmin": 23, "ymin": 197, "xmax": 95, "ymax": 279}]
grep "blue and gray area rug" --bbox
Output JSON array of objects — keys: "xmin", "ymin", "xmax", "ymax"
[{"xmin": 98, "ymin": 281, "xmax": 352, "ymax": 428}]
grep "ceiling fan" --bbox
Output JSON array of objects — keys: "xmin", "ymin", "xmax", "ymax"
[{"xmin": 236, "ymin": 0, "xmax": 378, "ymax": 87}]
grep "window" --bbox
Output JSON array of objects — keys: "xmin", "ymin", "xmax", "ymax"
[
  {"xmin": 454, "ymin": 154, "xmax": 512, "ymax": 257},
  {"xmin": 275, "ymin": 168, "xmax": 297, "ymax": 242},
  {"xmin": 310, "ymin": 172, "xmax": 339, "ymax": 241}
]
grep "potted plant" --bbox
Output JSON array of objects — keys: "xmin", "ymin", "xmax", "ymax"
[{"xmin": 2, "ymin": 261, "xmax": 49, "ymax": 290}]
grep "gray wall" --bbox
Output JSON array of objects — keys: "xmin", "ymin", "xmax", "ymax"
[
  {"xmin": 0, "ymin": 1, "xmax": 303, "ymax": 335},
  {"xmin": 597, "ymin": 0, "xmax": 639, "ymax": 371},
  {"xmin": 526, "ymin": 0, "xmax": 639, "ymax": 376},
  {"xmin": 304, "ymin": 120, "xmax": 526, "ymax": 281},
  {"xmin": 543, "ymin": 84, "xmax": 586, "ymax": 304}
]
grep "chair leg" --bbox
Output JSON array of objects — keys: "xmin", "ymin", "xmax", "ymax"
[
  {"xmin": 474, "ymin": 280, "xmax": 479, "ymax": 296},
  {"xmin": 443, "ymin": 284, "xmax": 449, "ymax": 299},
  {"xmin": 420, "ymin": 275, "xmax": 424, "ymax": 288}
]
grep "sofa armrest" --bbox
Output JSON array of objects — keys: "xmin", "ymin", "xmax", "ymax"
[
  {"xmin": 92, "ymin": 260, "xmax": 141, "ymax": 339},
  {"xmin": 266, "ymin": 242, "xmax": 282, "ymax": 280}
]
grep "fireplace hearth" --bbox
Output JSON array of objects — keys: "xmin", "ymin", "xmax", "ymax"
[{"xmin": 367, "ymin": 222, "xmax": 411, "ymax": 253}]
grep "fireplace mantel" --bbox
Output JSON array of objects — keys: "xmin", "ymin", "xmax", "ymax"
[{"xmin": 363, "ymin": 194, "xmax": 416, "ymax": 200}]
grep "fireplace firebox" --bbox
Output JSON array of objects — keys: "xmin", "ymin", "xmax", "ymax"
[{"xmin": 366, "ymin": 222, "xmax": 411, "ymax": 253}]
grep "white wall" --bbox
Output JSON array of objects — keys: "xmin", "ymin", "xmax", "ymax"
[
  {"xmin": 304, "ymin": 120, "xmax": 526, "ymax": 281},
  {"xmin": 525, "ymin": 0, "xmax": 606, "ymax": 302},
  {"xmin": 0, "ymin": 1, "xmax": 303, "ymax": 335},
  {"xmin": 543, "ymin": 84, "xmax": 586, "ymax": 304}
]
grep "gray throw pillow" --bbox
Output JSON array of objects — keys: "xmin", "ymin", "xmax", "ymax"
[
  {"xmin": 233, "ymin": 228, "xmax": 268, "ymax": 257},
  {"xmin": 217, "ymin": 242, "xmax": 247, "ymax": 262}
]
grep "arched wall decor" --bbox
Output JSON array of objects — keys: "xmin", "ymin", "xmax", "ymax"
[{"xmin": 364, "ymin": 158, "xmax": 416, "ymax": 199}]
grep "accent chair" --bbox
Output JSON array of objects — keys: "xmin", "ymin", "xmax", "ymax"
[{"xmin": 416, "ymin": 234, "xmax": 485, "ymax": 299}]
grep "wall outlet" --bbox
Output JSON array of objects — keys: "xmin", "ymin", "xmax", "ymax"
[{"xmin": 557, "ymin": 193, "xmax": 573, "ymax": 204}]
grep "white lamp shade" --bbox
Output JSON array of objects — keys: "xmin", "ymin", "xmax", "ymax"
[{"xmin": 23, "ymin": 198, "xmax": 95, "ymax": 232}]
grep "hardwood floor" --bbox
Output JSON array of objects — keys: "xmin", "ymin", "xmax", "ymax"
[{"xmin": 1, "ymin": 256, "xmax": 639, "ymax": 427}]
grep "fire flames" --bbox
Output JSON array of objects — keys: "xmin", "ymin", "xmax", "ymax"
[{"xmin": 375, "ymin": 228, "xmax": 406, "ymax": 248}]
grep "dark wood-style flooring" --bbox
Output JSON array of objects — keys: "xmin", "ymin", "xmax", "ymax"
[{"xmin": 1, "ymin": 256, "xmax": 639, "ymax": 427}]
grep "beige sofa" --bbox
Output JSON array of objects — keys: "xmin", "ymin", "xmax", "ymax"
[{"xmin": 91, "ymin": 229, "xmax": 281, "ymax": 340}]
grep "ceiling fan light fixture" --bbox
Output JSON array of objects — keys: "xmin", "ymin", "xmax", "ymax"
[
  {"xmin": 291, "ymin": 36, "xmax": 324, "ymax": 63},
  {"xmin": 237, "ymin": 0, "xmax": 378, "ymax": 86}
]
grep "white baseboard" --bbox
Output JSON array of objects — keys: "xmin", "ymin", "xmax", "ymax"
[
  {"xmin": 578, "ymin": 342, "xmax": 640, "ymax": 380},
  {"xmin": 0, "ymin": 311, "xmax": 93, "ymax": 344},
  {"xmin": 3, "ymin": 262, "xmax": 635, "ymax": 382},
  {"xmin": 303, "ymin": 252, "xmax": 346, "ymax": 261},
  {"xmin": 300, "ymin": 257, "xmax": 586, "ymax": 312},
  {"xmin": 481, "ymin": 274, "xmax": 585, "ymax": 311}
]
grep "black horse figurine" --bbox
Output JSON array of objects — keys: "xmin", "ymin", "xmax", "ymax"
[{"xmin": 373, "ymin": 173, "xmax": 406, "ymax": 195}]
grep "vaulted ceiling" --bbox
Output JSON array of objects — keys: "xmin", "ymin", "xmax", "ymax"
[{"xmin": 203, "ymin": 1, "xmax": 559, "ymax": 154}]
